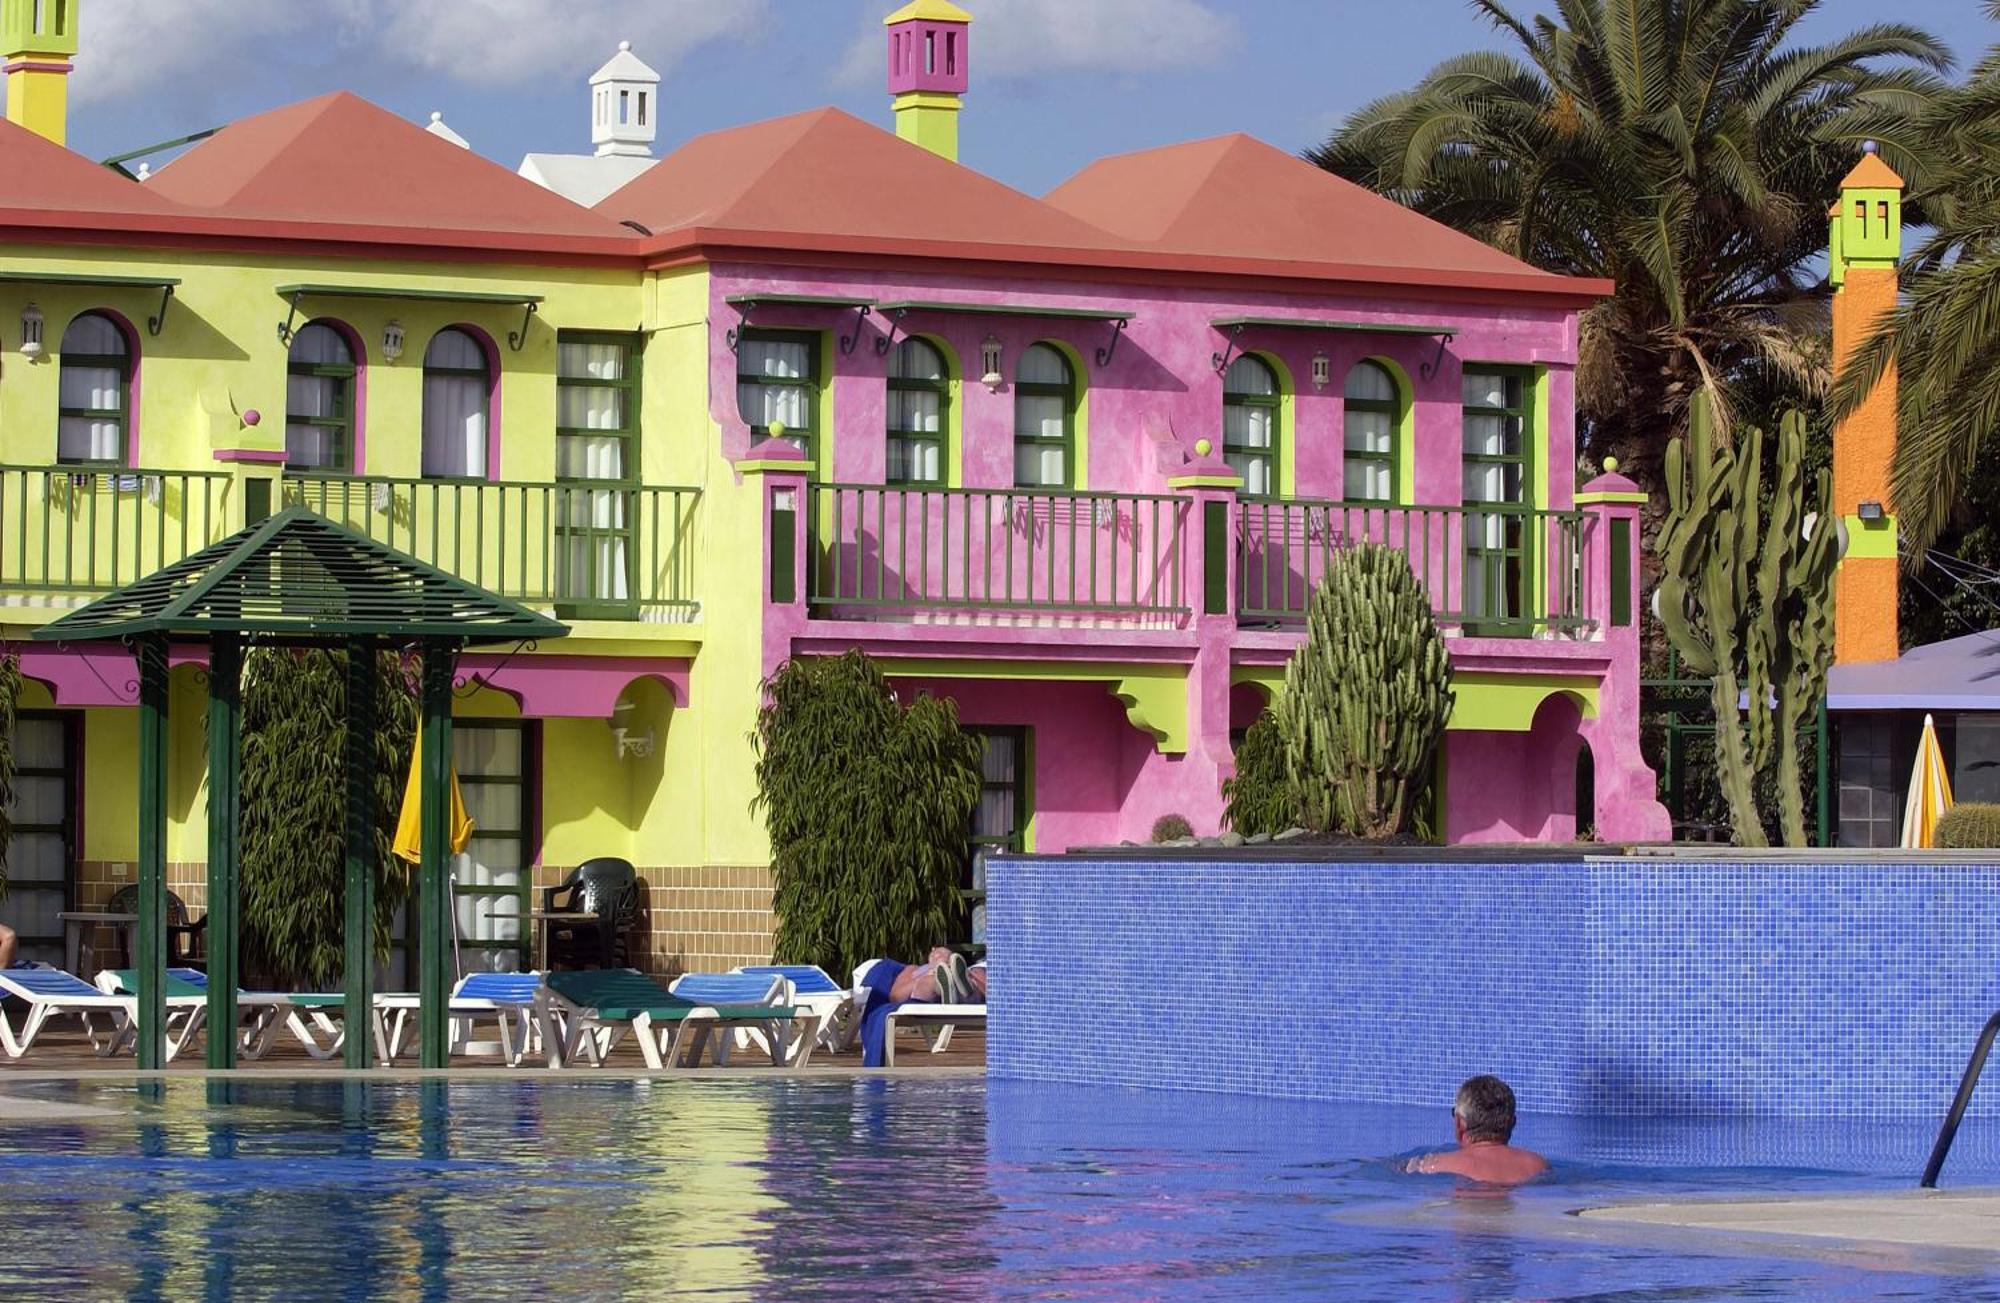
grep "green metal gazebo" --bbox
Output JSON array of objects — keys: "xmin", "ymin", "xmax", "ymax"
[{"xmin": 31, "ymin": 507, "xmax": 567, "ymax": 1070}]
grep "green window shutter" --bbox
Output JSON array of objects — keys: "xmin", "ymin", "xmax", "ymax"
[
  {"xmin": 1203, "ymin": 499, "xmax": 1228, "ymax": 615},
  {"xmin": 1609, "ymin": 516, "xmax": 1632, "ymax": 627}
]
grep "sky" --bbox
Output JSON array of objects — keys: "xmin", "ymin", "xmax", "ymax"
[{"xmin": 31, "ymin": 0, "xmax": 2000, "ymax": 194}]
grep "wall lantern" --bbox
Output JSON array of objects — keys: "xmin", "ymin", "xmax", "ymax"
[
  {"xmin": 980, "ymin": 334, "xmax": 1004, "ymax": 391},
  {"xmin": 382, "ymin": 319, "xmax": 406, "ymax": 362},
  {"xmin": 1311, "ymin": 350, "xmax": 1331, "ymax": 389},
  {"xmin": 1857, "ymin": 499, "xmax": 1885, "ymax": 521},
  {"xmin": 19, "ymin": 303, "xmax": 44, "ymax": 360}
]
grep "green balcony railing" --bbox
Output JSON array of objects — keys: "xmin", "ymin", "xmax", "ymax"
[
  {"xmin": 807, "ymin": 483, "xmax": 1190, "ymax": 621},
  {"xmin": 282, "ymin": 474, "xmax": 700, "ymax": 620},
  {"xmin": 1235, "ymin": 497, "xmax": 1589, "ymax": 636},
  {"xmin": 0, "ymin": 464, "xmax": 234, "ymax": 595}
]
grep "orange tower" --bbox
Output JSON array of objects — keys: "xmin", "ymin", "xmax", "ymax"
[{"xmin": 1829, "ymin": 144, "xmax": 1904, "ymax": 665}]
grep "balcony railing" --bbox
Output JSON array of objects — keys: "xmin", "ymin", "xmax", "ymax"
[
  {"xmin": 1235, "ymin": 497, "xmax": 1589, "ymax": 635},
  {"xmin": 807, "ymin": 483, "xmax": 1190, "ymax": 622},
  {"xmin": 0, "ymin": 465, "xmax": 233, "ymax": 596},
  {"xmin": 281, "ymin": 475, "xmax": 701, "ymax": 620}
]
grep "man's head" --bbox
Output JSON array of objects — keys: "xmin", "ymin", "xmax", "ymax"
[{"xmin": 1452, "ymin": 1075, "xmax": 1517, "ymax": 1144}]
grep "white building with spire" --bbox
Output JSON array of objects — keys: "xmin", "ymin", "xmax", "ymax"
[{"xmin": 518, "ymin": 41, "xmax": 662, "ymax": 208}]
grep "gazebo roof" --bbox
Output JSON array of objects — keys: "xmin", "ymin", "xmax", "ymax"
[{"xmin": 30, "ymin": 507, "xmax": 568, "ymax": 644}]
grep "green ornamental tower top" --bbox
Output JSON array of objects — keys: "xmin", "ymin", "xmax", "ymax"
[
  {"xmin": 1828, "ymin": 142, "xmax": 1904, "ymax": 288},
  {"xmin": 1, "ymin": 0, "xmax": 79, "ymax": 58}
]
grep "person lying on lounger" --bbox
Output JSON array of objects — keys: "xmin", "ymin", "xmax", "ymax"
[
  {"xmin": 884, "ymin": 947, "xmax": 986, "ymax": 1005},
  {"xmin": 1407, "ymin": 1075, "xmax": 1548, "ymax": 1185},
  {"xmin": 0, "ymin": 922, "xmax": 15, "ymax": 969}
]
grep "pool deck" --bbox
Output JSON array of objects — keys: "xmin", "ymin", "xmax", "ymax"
[{"xmin": 1579, "ymin": 1190, "xmax": 2000, "ymax": 1257}]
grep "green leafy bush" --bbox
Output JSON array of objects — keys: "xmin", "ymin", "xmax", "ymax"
[
  {"xmin": 239, "ymin": 647, "xmax": 417, "ymax": 988},
  {"xmin": 0, "ymin": 651, "xmax": 17, "ymax": 902},
  {"xmin": 1222, "ymin": 711, "xmax": 1296, "ymax": 837},
  {"xmin": 754, "ymin": 650, "xmax": 982, "ymax": 978},
  {"xmin": 1937, "ymin": 803, "xmax": 2000, "ymax": 850},
  {"xmin": 1271, "ymin": 543, "xmax": 1453, "ymax": 837},
  {"xmin": 1150, "ymin": 813, "xmax": 1193, "ymax": 843}
]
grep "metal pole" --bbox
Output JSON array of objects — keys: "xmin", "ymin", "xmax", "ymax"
[
  {"xmin": 134, "ymin": 635, "xmax": 169, "ymax": 1070},
  {"xmin": 1921, "ymin": 1009, "xmax": 2000, "ymax": 1188},
  {"xmin": 342, "ymin": 639, "xmax": 377, "ymax": 1070},
  {"xmin": 203, "ymin": 635, "xmax": 242, "ymax": 1069},
  {"xmin": 1815, "ymin": 696, "xmax": 1831, "ymax": 849},
  {"xmin": 418, "ymin": 644, "xmax": 455, "ymax": 1069}
]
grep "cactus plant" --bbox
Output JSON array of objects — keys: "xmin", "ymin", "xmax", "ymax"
[
  {"xmin": 1937, "ymin": 803, "xmax": 2000, "ymax": 849},
  {"xmin": 1222, "ymin": 711, "xmax": 1298, "ymax": 837},
  {"xmin": 1271, "ymin": 543, "xmax": 1454, "ymax": 838},
  {"xmin": 1655, "ymin": 393, "xmax": 1838, "ymax": 846},
  {"xmin": 1150, "ymin": 813, "xmax": 1194, "ymax": 843}
]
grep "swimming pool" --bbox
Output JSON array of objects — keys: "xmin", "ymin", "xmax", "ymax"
[{"xmin": 1, "ymin": 1077, "xmax": 1996, "ymax": 1300}]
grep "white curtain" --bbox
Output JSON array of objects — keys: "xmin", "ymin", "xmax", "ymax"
[
  {"xmin": 286, "ymin": 323, "xmax": 352, "ymax": 470},
  {"xmin": 1014, "ymin": 346, "xmax": 1071, "ymax": 488},
  {"xmin": 0, "ymin": 718, "xmax": 68, "ymax": 962},
  {"xmin": 450, "ymin": 726, "xmax": 524, "ymax": 968},
  {"xmin": 888, "ymin": 340, "xmax": 945, "ymax": 483},
  {"xmin": 57, "ymin": 314, "xmax": 126, "ymax": 462},
  {"xmin": 1341, "ymin": 362, "xmax": 1396, "ymax": 502},
  {"xmin": 556, "ymin": 340, "xmax": 630, "ymax": 601},
  {"xmin": 737, "ymin": 337, "xmax": 810, "ymax": 451},
  {"xmin": 423, "ymin": 329, "xmax": 490, "ymax": 478}
]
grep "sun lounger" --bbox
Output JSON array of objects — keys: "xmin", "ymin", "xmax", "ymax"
[
  {"xmin": 374, "ymin": 972, "xmax": 544, "ymax": 1066},
  {"xmin": 4, "ymin": 966, "xmax": 205, "ymax": 1061},
  {"xmin": 852, "ymin": 958, "xmax": 987, "ymax": 1067},
  {"xmin": 538, "ymin": 968, "xmax": 818, "ymax": 1071},
  {"xmin": 733, "ymin": 964, "xmax": 855, "ymax": 1052},
  {"xmin": 98, "ymin": 968, "xmax": 348, "ymax": 1060},
  {"xmin": 669, "ymin": 971, "xmax": 808, "ymax": 1065}
]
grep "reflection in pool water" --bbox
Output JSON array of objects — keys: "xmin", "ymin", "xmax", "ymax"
[{"xmin": 0, "ymin": 1076, "xmax": 1996, "ymax": 1300}]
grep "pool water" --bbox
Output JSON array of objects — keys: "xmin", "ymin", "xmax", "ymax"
[{"xmin": 1, "ymin": 1076, "xmax": 1997, "ymax": 1300}]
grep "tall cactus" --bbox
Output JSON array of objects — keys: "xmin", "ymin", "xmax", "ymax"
[
  {"xmin": 1655, "ymin": 393, "xmax": 1837, "ymax": 846},
  {"xmin": 1272, "ymin": 543, "xmax": 1454, "ymax": 837}
]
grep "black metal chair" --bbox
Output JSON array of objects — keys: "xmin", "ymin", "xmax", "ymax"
[
  {"xmin": 541, "ymin": 857, "xmax": 638, "ymax": 970},
  {"xmin": 107, "ymin": 884, "xmax": 207, "ymax": 970}
]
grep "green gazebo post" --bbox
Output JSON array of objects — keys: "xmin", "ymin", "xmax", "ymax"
[{"xmin": 32, "ymin": 508, "xmax": 565, "ymax": 1073}]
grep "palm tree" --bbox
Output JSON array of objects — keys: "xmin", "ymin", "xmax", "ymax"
[
  {"xmin": 1831, "ymin": 2, "xmax": 2000, "ymax": 567},
  {"xmin": 1313, "ymin": 0, "xmax": 1950, "ymax": 494}
]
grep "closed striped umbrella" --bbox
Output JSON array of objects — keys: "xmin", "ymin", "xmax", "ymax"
[{"xmin": 1899, "ymin": 713, "xmax": 1954, "ymax": 849}]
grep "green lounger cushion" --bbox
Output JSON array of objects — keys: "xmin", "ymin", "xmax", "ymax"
[{"xmin": 545, "ymin": 968, "xmax": 795, "ymax": 1023}]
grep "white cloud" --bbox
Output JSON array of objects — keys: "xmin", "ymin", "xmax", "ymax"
[
  {"xmin": 836, "ymin": 0, "xmax": 1239, "ymax": 87},
  {"xmin": 67, "ymin": 0, "xmax": 769, "ymax": 104}
]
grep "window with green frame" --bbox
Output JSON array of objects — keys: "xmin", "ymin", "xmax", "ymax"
[
  {"xmin": 887, "ymin": 337, "xmax": 948, "ymax": 485},
  {"xmin": 556, "ymin": 331, "xmax": 642, "ymax": 609},
  {"xmin": 963, "ymin": 726, "xmax": 1030, "ymax": 958},
  {"xmin": 1013, "ymin": 343, "xmax": 1075, "ymax": 489},
  {"xmin": 450, "ymin": 720, "xmax": 536, "ymax": 971},
  {"xmin": 285, "ymin": 321, "xmax": 357, "ymax": 472},
  {"xmin": 56, "ymin": 311, "xmax": 131, "ymax": 465},
  {"xmin": 1223, "ymin": 354, "xmax": 1279, "ymax": 497},
  {"xmin": 1461, "ymin": 366, "xmax": 1534, "ymax": 624},
  {"xmin": 1342, "ymin": 360, "xmax": 1399, "ymax": 502},
  {"xmin": 736, "ymin": 329, "xmax": 819, "ymax": 460}
]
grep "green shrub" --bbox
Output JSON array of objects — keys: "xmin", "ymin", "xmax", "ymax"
[
  {"xmin": 239, "ymin": 647, "xmax": 417, "ymax": 988},
  {"xmin": 1222, "ymin": 711, "xmax": 1297, "ymax": 837},
  {"xmin": 1150, "ymin": 813, "xmax": 1194, "ymax": 843},
  {"xmin": 0, "ymin": 651, "xmax": 17, "ymax": 902},
  {"xmin": 754, "ymin": 650, "xmax": 982, "ymax": 977},
  {"xmin": 1272, "ymin": 543, "xmax": 1454, "ymax": 837},
  {"xmin": 1937, "ymin": 803, "xmax": 2000, "ymax": 849}
]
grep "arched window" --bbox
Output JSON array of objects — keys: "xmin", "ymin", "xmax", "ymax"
[
  {"xmin": 57, "ymin": 311, "xmax": 130, "ymax": 465},
  {"xmin": 1222, "ymin": 355, "xmax": 1279, "ymax": 496},
  {"xmin": 285, "ymin": 322, "xmax": 357, "ymax": 472},
  {"xmin": 1343, "ymin": 360, "xmax": 1400, "ymax": 502},
  {"xmin": 887, "ymin": 337, "xmax": 948, "ymax": 485},
  {"xmin": 423, "ymin": 328, "xmax": 491, "ymax": 478},
  {"xmin": 1013, "ymin": 343, "xmax": 1074, "ymax": 489}
]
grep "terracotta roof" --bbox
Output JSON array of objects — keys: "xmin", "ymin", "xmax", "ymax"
[
  {"xmin": 0, "ymin": 117, "xmax": 182, "ymax": 221},
  {"xmin": 1839, "ymin": 151, "xmax": 1905, "ymax": 191},
  {"xmin": 147, "ymin": 91, "xmax": 629, "ymax": 240},
  {"xmin": 1044, "ymin": 134, "xmax": 1596, "ymax": 293},
  {"xmin": 599, "ymin": 108, "xmax": 1124, "ymax": 254}
]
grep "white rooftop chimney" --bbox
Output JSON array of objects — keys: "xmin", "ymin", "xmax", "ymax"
[
  {"xmin": 590, "ymin": 41, "xmax": 661, "ymax": 159},
  {"xmin": 426, "ymin": 111, "xmax": 471, "ymax": 150}
]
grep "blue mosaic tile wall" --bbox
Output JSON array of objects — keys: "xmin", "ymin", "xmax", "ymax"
[{"xmin": 985, "ymin": 857, "xmax": 2000, "ymax": 1118}]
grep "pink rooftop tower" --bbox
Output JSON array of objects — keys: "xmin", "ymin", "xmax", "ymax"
[{"xmin": 884, "ymin": 0, "xmax": 971, "ymax": 161}]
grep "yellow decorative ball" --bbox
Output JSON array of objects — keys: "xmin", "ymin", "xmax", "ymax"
[
  {"xmin": 1603, "ymin": 455, "xmax": 1620, "ymax": 474},
  {"xmin": 768, "ymin": 419, "xmax": 787, "ymax": 439},
  {"xmin": 1194, "ymin": 438, "xmax": 1213, "ymax": 457}
]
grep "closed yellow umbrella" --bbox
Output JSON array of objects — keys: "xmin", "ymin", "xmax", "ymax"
[
  {"xmin": 1899, "ymin": 713, "xmax": 1954, "ymax": 849},
  {"xmin": 392, "ymin": 723, "xmax": 475, "ymax": 865}
]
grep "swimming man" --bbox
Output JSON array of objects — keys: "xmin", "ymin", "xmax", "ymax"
[{"xmin": 1407, "ymin": 1074, "xmax": 1548, "ymax": 1185}]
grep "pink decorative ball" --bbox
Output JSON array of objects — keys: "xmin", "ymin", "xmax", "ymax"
[{"xmin": 242, "ymin": 409, "xmax": 261, "ymax": 426}]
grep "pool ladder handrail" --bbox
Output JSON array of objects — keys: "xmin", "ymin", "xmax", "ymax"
[{"xmin": 1920, "ymin": 1007, "xmax": 2000, "ymax": 1188}]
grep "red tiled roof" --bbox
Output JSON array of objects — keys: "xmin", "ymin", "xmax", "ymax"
[
  {"xmin": 1044, "ymin": 134, "xmax": 1593, "ymax": 292},
  {"xmin": 599, "ymin": 107, "xmax": 1124, "ymax": 253},
  {"xmin": 146, "ymin": 91, "xmax": 629, "ymax": 240},
  {"xmin": 0, "ymin": 117, "xmax": 182, "ymax": 220}
]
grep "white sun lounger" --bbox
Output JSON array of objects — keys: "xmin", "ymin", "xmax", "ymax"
[
  {"xmin": 733, "ymin": 964, "xmax": 854, "ymax": 1053},
  {"xmin": 7, "ymin": 966, "xmax": 205, "ymax": 1061},
  {"xmin": 95, "ymin": 967, "xmax": 344, "ymax": 1060},
  {"xmin": 373, "ymin": 971, "xmax": 544, "ymax": 1066},
  {"xmin": 852, "ymin": 958, "xmax": 987, "ymax": 1066}
]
